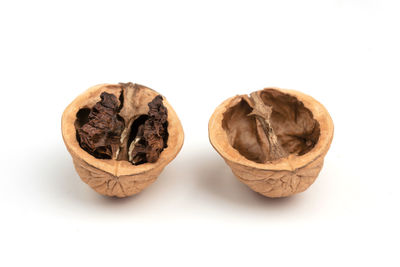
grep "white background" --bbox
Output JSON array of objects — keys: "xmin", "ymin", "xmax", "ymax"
[{"xmin": 1, "ymin": 0, "xmax": 399, "ymax": 266}]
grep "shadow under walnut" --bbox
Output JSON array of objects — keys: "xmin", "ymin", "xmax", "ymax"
[
  {"xmin": 61, "ymin": 83, "xmax": 184, "ymax": 198},
  {"xmin": 208, "ymin": 88, "xmax": 334, "ymax": 198}
]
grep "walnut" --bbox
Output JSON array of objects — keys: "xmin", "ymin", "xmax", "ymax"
[
  {"xmin": 62, "ymin": 83, "xmax": 184, "ymax": 197},
  {"xmin": 209, "ymin": 88, "xmax": 334, "ymax": 198}
]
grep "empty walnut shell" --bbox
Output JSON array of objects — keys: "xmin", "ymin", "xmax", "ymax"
[
  {"xmin": 209, "ymin": 88, "xmax": 333, "ymax": 198},
  {"xmin": 62, "ymin": 83, "xmax": 184, "ymax": 197}
]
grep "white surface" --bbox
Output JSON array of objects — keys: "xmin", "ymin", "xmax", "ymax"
[{"xmin": 1, "ymin": 0, "xmax": 399, "ymax": 266}]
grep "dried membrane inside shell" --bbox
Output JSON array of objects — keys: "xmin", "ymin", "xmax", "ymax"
[
  {"xmin": 209, "ymin": 88, "xmax": 333, "ymax": 198},
  {"xmin": 75, "ymin": 84, "xmax": 169, "ymax": 165},
  {"xmin": 222, "ymin": 89, "xmax": 320, "ymax": 163},
  {"xmin": 62, "ymin": 83, "xmax": 184, "ymax": 197}
]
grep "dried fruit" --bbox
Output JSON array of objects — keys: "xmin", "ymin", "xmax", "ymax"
[
  {"xmin": 209, "ymin": 88, "xmax": 334, "ymax": 198},
  {"xmin": 62, "ymin": 83, "xmax": 184, "ymax": 197}
]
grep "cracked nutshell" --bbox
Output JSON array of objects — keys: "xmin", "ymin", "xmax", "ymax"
[
  {"xmin": 62, "ymin": 83, "xmax": 184, "ymax": 197},
  {"xmin": 208, "ymin": 88, "xmax": 334, "ymax": 198}
]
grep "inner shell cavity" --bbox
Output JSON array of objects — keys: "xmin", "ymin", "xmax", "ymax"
[{"xmin": 222, "ymin": 89, "xmax": 320, "ymax": 163}]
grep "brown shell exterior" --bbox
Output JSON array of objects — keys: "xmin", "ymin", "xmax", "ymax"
[
  {"xmin": 62, "ymin": 83, "xmax": 184, "ymax": 197},
  {"xmin": 208, "ymin": 88, "xmax": 334, "ymax": 198}
]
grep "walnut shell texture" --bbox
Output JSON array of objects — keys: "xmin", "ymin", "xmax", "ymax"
[
  {"xmin": 209, "ymin": 88, "xmax": 334, "ymax": 198},
  {"xmin": 62, "ymin": 83, "xmax": 184, "ymax": 197}
]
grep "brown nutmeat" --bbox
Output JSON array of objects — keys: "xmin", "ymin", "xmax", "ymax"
[
  {"xmin": 62, "ymin": 83, "xmax": 184, "ymax": 198},
  {"xmin": 209, "ymin": 88, "xmax": 334, "ymax": 198}
]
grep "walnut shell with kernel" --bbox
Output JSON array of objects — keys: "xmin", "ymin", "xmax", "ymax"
[
  {"xmin": 62, "ymin": 83, "xmax": 184, "ymax": 197},
  {"xmin": 208, "ymin": 88, "xmax": 333, "ymax": 198}
]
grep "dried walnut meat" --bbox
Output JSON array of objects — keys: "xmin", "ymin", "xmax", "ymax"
[
  {"xmin": 75, "ymin": 92, "xmax": 124, "ymax": 159},
  {"xmin": 129, "ymin": 95, "xmax": 169, "ymax": 164},
  {"xmin": 75, "ymin": 83, "xmax": 168, "ymax": 165}
]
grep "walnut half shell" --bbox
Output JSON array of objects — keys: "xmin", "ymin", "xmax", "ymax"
[
  {"xmin": 208, "ymin": 88, "xmax": 334, "ymax": 198},
  {"xmin": 61, "ymin": 83, "xmax": 184, "ymax": 197}
]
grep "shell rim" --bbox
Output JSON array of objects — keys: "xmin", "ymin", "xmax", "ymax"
[{"xmin": 208, "ymin": 87, "xmax": 334, "ymax": 171}]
